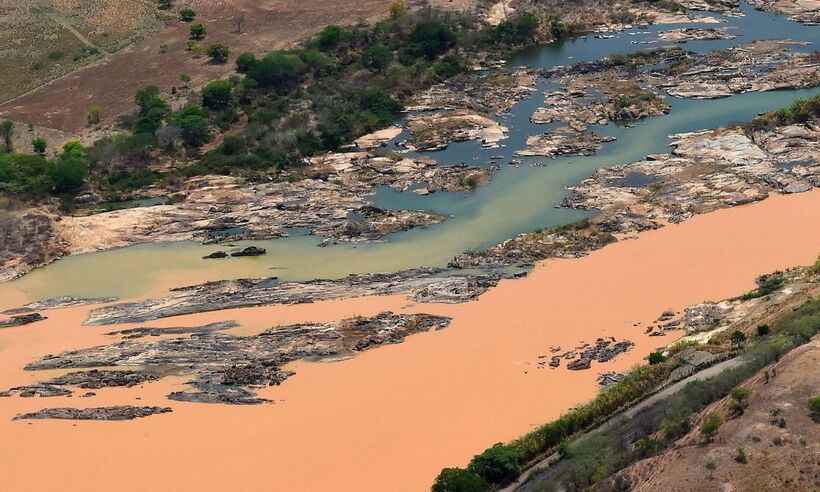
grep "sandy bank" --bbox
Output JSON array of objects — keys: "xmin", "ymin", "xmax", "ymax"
[{"xmin": 1, "ymin": 190, "xmax": 820, "ymax": 491}]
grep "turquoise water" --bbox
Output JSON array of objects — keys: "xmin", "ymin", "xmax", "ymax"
[{"xmin": 7, "ymin": 2, "xmax": 819, "ymax": 300}]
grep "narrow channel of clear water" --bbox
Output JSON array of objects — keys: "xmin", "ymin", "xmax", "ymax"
[{"xmin": 6, "ymin": 2, "xmax": 818, "ymax": 300}]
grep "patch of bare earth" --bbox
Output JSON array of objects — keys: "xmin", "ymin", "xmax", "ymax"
[{"xmin": 0, "ymin": 0, "xmax": 478, "ymax": 133}]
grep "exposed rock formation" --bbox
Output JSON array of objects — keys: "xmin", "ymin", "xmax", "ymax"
[
  {"xmin": 25, "ymin": 312, "xmax": 451, "ymax": 404},
  {"xmin": 83, "ymin": 270, "xmax": 498, "ymax": 325},
  {"xmin": 14, "ymin": 406, "xmax": 172, "ymax": 421}
]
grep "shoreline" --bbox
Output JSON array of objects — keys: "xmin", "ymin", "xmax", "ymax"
[{"xmin": 2, "ymin": 190, "xmax": 820, "ymax": 491}]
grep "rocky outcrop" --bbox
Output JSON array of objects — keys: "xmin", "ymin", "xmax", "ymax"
[
  {"xmin": 83, "ymin": 269, "xmax": 499, "ymax": 325},
  {"xmin": 24, "ymin": 312, "xmax": 451, "ymax": 404},
  {"xmin": 13, "ymin": 406, "xmax": 172, "ymax": 421},
  {"xmin": 3, "ymin": 296, "xmax": 118, "ymax": 314},
  {"xmin": 747, "ymin": 0, "xmax": 820, "ymax": 24},
  {"xmin": 517, "ymin": 127, "xmax": 614, "ymax": 157},
  {"xmin": 0, "ymin": 313, "xmax": 46, "ymax": 329},
  {"xmin": 0, "ymin": 209, "xmax": 67, "ymax": 282},
  {"xmin": 105, "ymin": 320, "xmax": 239, "ymax": 339},
  {"xmin": 657, "ymin": 27, "xmax": 736, "ymax": 43},
  {"xmin": 405, "ymin": 110, "xmax": 508, "ymax": 151}
]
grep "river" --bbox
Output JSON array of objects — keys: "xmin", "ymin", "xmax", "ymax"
[{"xmin": 3, "ymin": 1, "xmax": 818, "ymax": 302}]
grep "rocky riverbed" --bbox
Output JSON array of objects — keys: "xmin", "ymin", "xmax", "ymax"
[{"xmin": 6, "ymin": 312, "xmax": 451, "ymax": 406}]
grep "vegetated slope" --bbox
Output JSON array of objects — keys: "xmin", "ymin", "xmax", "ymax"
[
  {"xmin": 608, "ymin": 335, "xmax": 820, "ymax": 492},
  {"xmin": 0, "ymin": 0, "xmax": 416, "ymax": 132}
]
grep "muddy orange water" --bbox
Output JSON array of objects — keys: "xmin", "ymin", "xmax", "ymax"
[{"xmin": 2, "ymin": 190, "xmax": 820, "ymax": 492}]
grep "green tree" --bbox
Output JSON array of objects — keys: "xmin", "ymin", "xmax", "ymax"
[
  {"xmin": 208, "ymin": 44, "xmax": 230, "ymax": 64},
  {"xmin": 170, "ymin": 106, "xmax": 211, "ymax": 147},
  {"xmin": 362, "ymin": 44, "xmax": 392, "ymax": 72},
  {"xmin": 134, "ymin": 86, "xmax": 170, "ymax": 134},
  {"xmin": 431, "ymin": 468, "xmax": 489, "ymax": 492},
  {"xmin": 466, "ymin": 443, "xmax": 522, "ymax": 485},
  {"xmin": 202, "ymin": 80, "xmax": 233, "ymax": 111},
  {"xmin": 179, "ymin": 7, "xmax": 195, "ymax": 22},
  {"xmin": 247, "ymin": 52, "xmax": 305, "ymax": 91},
  {"xmin": 189, "ymin": 23, "xmax": 207, "ymax": 40},
  {"xmin": 32, "ymin": 138, "xmax": 47, "ymax": 155},
  {"xmin": 756, "ymin": 324, "xmax": 770, "ymax": 337},
  {"xmin": 50, "ymin": 141, "xmax": 88, "ymax": 193},
  {"xmin": 158, "ymin": 0, "xmax": 173, "ymax": 10},
  {"xmin": 235, "ymin": 52, "xmax": 257, "ymax": 73},
  {"xmin": 1, "ymin": 120, "xmax": 14, "ymax": 152},
  {"xmin": 409, "ymin": 19, "xmax": 455, "ymax": 60}
]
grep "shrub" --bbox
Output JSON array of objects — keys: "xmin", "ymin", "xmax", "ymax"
[
  {"xmin": 756, "ymin": 324, "xmax": 770, "ymax": 337},
  {"xmin": 32, "ymin": 138, "xmax": 47, "ymax": 155},
  {"xmin": 247, "ymin": 52, "xmax": 305, "ymax": 91},
  {"xmin": 730, "ymin": 330, "xmax": 747, "ymax": 348},
  {"xmin": 362, "ymin": 44, "xmax": 392, "ymax": 72},
  {"xmin": 466, "ymin": 443, "xmax": 522, "ymax": 485},
  {"xmin": 50, "ymin": 141, "xmax": 89, "ymax": 193},
  {"xmin": 236, "ymin": 52, "xmax": 257, "ymax": 73},
  {"xmin": 317, "ymin": 25, "xmax": 347, "ymax": 51},
  {"xmin": 208, "ymin": 44, "xmax": 230, "ymax": 64},
  {"xmin": 190, "ymin": 23, "xmax": 207, "ymax": 40},
  {"xmin": 648, "ymin": 351, "xmax": 666, "ymax": 365},
  {"xmin": 809, "ymin": 395, "xmax": 820, "ymax": 422},
  {"xmin": 431, "ymin": 468, "xmax": 489, "ymax": 492},
  {"xmin": 700, "ymin": 413, "xmax": 722, "ymax": 441},
  {"xmin": 1, "ymin": 120, "xmax": 13, "ymax": 152},
  {"xmin": 87, "ymin": 104, "xmax": 102, "ymax": 126},
  {"xmin": 169, "ymin": 106, "xmax": 211, "ymax": 147},
  {"xmin": 408, "ymin": 19, "xmax": 456, "ymax": 60},
  {"xmin": 734, "ymin": 447, "xmax": 747, "ymax": 464},
  {"xmin": 179, "ymin": 7, "xmax": 195, "ymax": 22},
  {"xmin": 202, "ymin": 80, "xmax": 233, "ymax": 111},
  {"xmin": 158, "ymin": 0, "xmax": 173, "ymax": 10}
]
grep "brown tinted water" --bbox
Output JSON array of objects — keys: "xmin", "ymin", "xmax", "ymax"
[{"xmin": 1, "ymin": 191, "xmax": 819, "ymax": 492}]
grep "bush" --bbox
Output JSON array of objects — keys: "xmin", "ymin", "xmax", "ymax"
[
  {"xmin": 408, "ymin": 19, "xmax": 456, "ymax": 60},
  {"xmin": 809, "ymin": 395, "xmax": 820, "ymax": 422},
  {"xmin": 158, "ymin": 0, "xmax": 173, "ymax": 10},
  {"xmin": 87, "ymin": 104, "xmax": 102, "ymax": 126},
  {"xmin": 247, "ymin": 52, "xmax": 305, "ymax": 92},
  {"xmin": 700, "ymin": 413, "xmax": 722, "ymax": 441},
  {"xmin": 362, "ymin": 44, "xmax": 392, "ymax": 72},
  {"xmin": 431, "ymin": 468, "xmax": 489, "ymax": 492},
  {"xmin": 190, "ymin": 23, "xmax": 207, "ymax": 40},
  {"xmin": 179, "ymin": 8, "xmax": 195, "ymax": 22},
  {"xmin": 32, "ymin": 138, "xmax": 47, "ymax": 155},
  {"xmin": 734, "ymin": 447, "xmax": 748, "ymax": 464},
  {"xmin": 169, "ymin": 106, "xmax": 211, "ymax": 147},
  {"xmin": 648, "ymin": 351, "xmax": 666, "ymax": 365},
  {"xmin": 494, "ymin": 12, "xmax": 539, "ymax": 45},
  {"xmin": 202, "ymin": 80, "xmax": 233, "ymax": 111},
  {"xmin": 208, "ymin": 44, "xmax": 230, "ymax": 64},
  {"xmin": 731, "ymin": 330, "xmax": 747, "ymax": 348},
  {"xmin": 50, "ymin": 141, "xmax": 89, "ymax": 193},
  {"xmin": 1, "ymin": 120, "xmax": 14, "ymax": 152},
  {"xmin": 236, "ymin": 52, "xmax": 257, "ymax": 73},
  {"xmin": 467, "ymin": 443, "xmax": 522, "ymax": 485},
  {"xmin": 756, "ymin": 324, "xmax": 770, "ymax": 337}
]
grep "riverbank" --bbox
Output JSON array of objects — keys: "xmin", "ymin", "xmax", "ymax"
[{"xmin": 2, "ymin": 189, "xmax": 820, "ymax": 491}]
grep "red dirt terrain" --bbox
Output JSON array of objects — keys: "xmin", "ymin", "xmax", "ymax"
[
  {"xmin": 0, "ymin": 0, "xmax": 472, "ymax": 134},
  {"xmin": 610, "ymin": 335, "xmax": 820, "ymax": 492}
]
